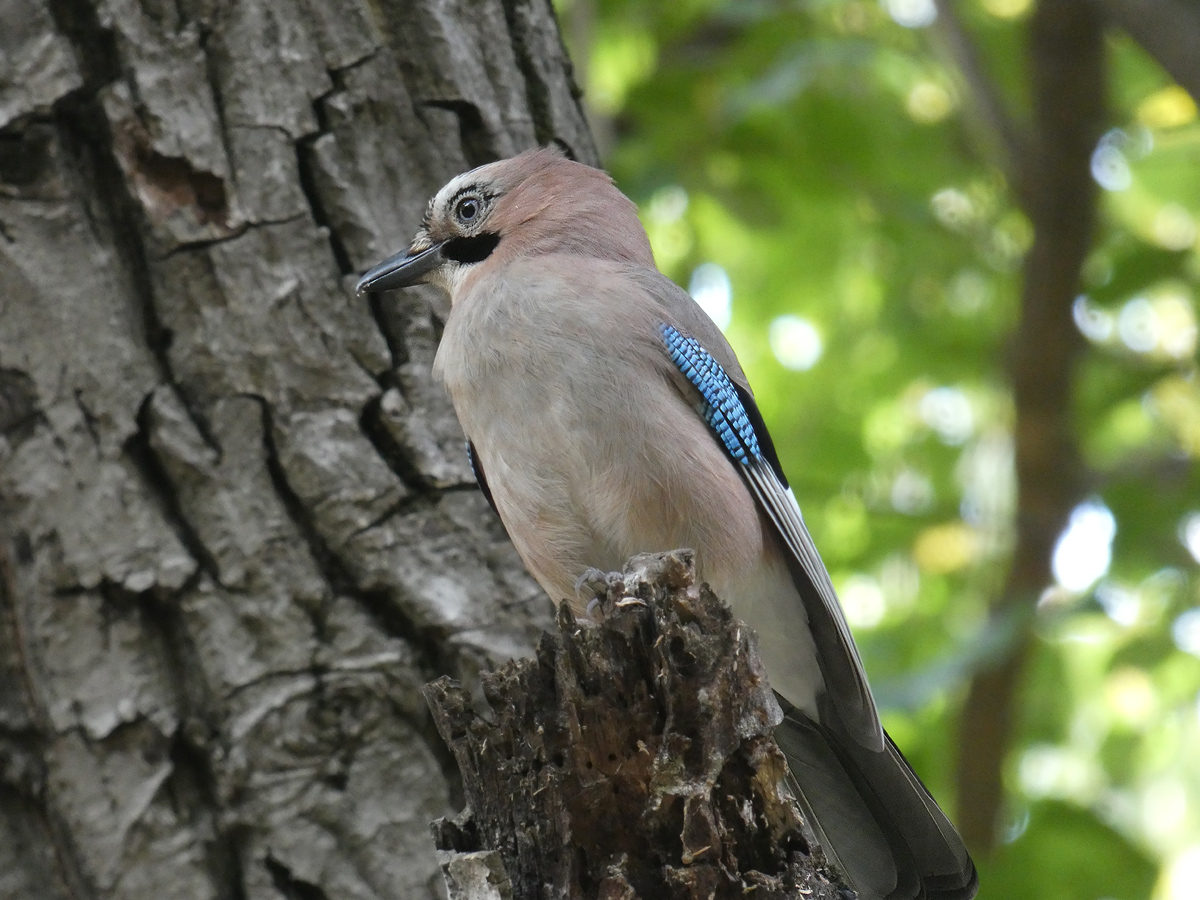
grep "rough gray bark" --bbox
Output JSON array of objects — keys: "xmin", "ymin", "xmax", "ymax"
[
  {"xmin": 426, "ymin": 551, "xmax": 844, "ymax": 900},
  {"xmin": 0, "ymin": 1, "xmax": 595, "ymax": 898}
]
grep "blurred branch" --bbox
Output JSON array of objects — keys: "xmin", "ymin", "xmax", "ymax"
[
  {"xmin": 1088, "ymin": 0, "xmax": 1200, "ymax": 103},
  {"xmin": 931, "ymin": 0, "xmax": 1034, "ymax": 205},
  {"xmin": 955, "ymin": 0, "xmax": 1104, "ymax": 852}
]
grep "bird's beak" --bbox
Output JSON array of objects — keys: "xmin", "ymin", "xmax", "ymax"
[{"xmin": 355, "ymin": 242, "xmax": 444, "ymax": 295}]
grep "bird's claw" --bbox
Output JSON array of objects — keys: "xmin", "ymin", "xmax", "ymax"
[
  {"xmin": 575, "ymin": 567, "xmax": 611, "ymax": 620},
  {"xmin": 576, "ymin": 567, "xmax": 648, "ymax": 620},
  {"xmin": 586, "ymin": 592, "xmax": 644, "ymax": 619},
  {"xmin": 574, "ymin": 566, "xmax": 609, "ymax": 597}
]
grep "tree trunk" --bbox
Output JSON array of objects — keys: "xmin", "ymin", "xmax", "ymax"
[
  {"xmin": 0, "ymin": 1, "xmax": 593, "ymax": 898},
  {"xmin": 425, "ymin": 551, "xmax": 843, "ymax": 900},
  {"xmin": 952, "ymin": 0, "xmax": 1104, "ymax": 851}
]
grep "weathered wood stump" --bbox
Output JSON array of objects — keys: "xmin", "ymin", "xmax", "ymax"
[{"xmin": 423, "ymin": 550, "xmax": 846, "ymax": 900}]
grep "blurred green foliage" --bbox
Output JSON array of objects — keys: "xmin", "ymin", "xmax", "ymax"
[{"xmin": 561, "ymin": 0, "xmax": 1200, "ymax": 896}]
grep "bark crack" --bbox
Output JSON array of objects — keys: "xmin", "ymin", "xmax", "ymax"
[
  {"xmin": 53, "ymin": 91, "xmax": 222, "ymax": 455},
  {"xmin": 357, "ymin": 393, "xmax": 440, "ymax": 494},
  {"xmin": 499, "ymin": 0, "xmax": 557, "ymax": 150},
  {"xmin": 125, "ymin": 583, "xmax": 250, "ymax": 900},
  {"xmin": 295, "ymin": 131, "xmax": 355, "ymax": 276},
  {"xmin": 253, "ymin": 396, "xmax": 456, "ymax": 686},
  {"xmin": 419, "ymin": 100, "xmax": 499, "ymax": 168},
  {"xmin": 3, "ymin": 546, "xmax": 100, "ymax": 900},
  {"xmin": 44, "ymin": 0, "xmax": 121, "ymax": 95},
  {"xmin": 256, "ymin": 397, "xmax": 367, "ymax": 600},
  {"xmin": 124, "ymin": 394, "xmax": 219, "ymax": 581},
  {"xmin": 265, "ymin": 855, "xmax": 330, "ymax": 900}
]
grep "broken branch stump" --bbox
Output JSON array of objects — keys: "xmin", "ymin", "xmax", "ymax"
[{"xmin": 423, "ymin": 550, "xmax": 846, "ymax": 900}]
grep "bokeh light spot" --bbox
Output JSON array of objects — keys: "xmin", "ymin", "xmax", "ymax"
[
  {"xmin": 1019, "ymin": 744, "xmax": 1098, "ymax": 801},
  {"xmin": 1180, "ymin": 512, "xmax": 1200, "ymax": 564},
  {"xmin": 1143, "ymin": 779, "xmax": 1189, "ymax": 845},
  {"xmin": 1073, "ymin": 295, "xmax": 1115, "ymax": 343},
  {"xmin": 840, "ymin": 574, "xmax": 886, "ymax": 628},
  {"xmin": 688, "ymin": 262, "xmax": 732, "ymax": 330},
  {"xmin": 1155, "ymin": 291, "xmax": 1199, "ymax": 358},
  {"xmin": 930, "ymin": 188, "xmax": 974, "ymax": 230},
  {"xmin": 1166, "ymin": 846, "xmax": 1200, "ymax": 900},
  {"xmin": 1091, "ymin": 131, "xmax": 1133, "ymax": 191},
  {"xmin": 587, "ymin": 28, "xmax": 657, "ymax": 116},
  {"xmin": 1104, "ymin": 666, "xmax": 1157, "ymax": 727},
  {"xmin": 981, "ymin": 0, "xmax": 1032, "ymax": 17},
  {"xmin": 947, "ymin": 269, "xmax": 992, "ymax": 316},
  {"xmin": 1137, "ymin": 85, "xmax": 1198, "ymax": 130},
  {"xmin": 1052, "ymin": 500, "xmax": 1115, "ymax": 592},
  {"xmin": 1153, "ymin": 203, "xmax": 1197, "ymax": 251},
  {"xmin": 1096, "ymin": 581, "xmax": 1142, "ymax": 627},
  {"xmin": 648, "ymin": 184, "xmax": 688, "ymax": 224},
  {"xmin": 1172, "ymin": 608, "xmax": 1200, "ymax": 657},
  {"xmin": 906, "ymin": 81, "xmax": 952, "ymax": 123},
  {"xmin": 769, "ymin": 315, "xmax": 823, "ymax": 370},
  {"xmin": 913, "ymin": 522, "xmax": 979, "ymax": 573},
  {"xmin": 884, "ymin": 0, "xmax": 937, "ymax": 28},
  {"xmin": 1151, "ymin": 376, "xmax": 1200, "ymax": 456},
  {"xmin": 891, "ymin": 468, "xmax": 934, "ymax": 515},
  {"xmin": 1118, "ymin": 297, "xmax": 1158, "ymax": 353},
  {"xmin": 1114, "ymin": 291, "xmax": 1199, "ymax": 358},
  {"xmin": 919, "ymin": 386, "xmax": 974, "ymax": 445}
]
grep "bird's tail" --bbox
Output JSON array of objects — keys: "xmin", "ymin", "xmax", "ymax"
[{"xmin": 774, "ymin": 705, "xmax": 978, "ymax": 900}]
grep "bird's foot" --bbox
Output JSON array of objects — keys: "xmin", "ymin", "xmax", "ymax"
[
  {"xmin": 576, "ymin": 567, "xmax": 647, "ymax": 620},
  {"xmin": 575, "ymin": 567, "xmax": 612, "ymax": 621}
]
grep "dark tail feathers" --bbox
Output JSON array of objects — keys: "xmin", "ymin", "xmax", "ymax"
[{"xmin": 774, "ymin": 706, "xmax": 978, "ymax": 900}]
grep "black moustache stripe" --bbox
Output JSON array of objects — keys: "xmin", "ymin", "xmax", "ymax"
[{"xmin": 443, "ymin": 233, "xmax": 500, "ymax": 264}]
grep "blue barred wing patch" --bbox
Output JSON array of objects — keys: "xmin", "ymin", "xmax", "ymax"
[{"xmin": 659, "ymin": 323, "xmax": 761, "ymax": 465}]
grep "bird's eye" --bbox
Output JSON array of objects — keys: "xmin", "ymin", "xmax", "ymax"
[{"xmin": 455, "ymin": 196, "xmax": 481, "ymax": 224}]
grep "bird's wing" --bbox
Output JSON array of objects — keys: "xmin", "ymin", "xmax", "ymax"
[
  {"xmin": 657, "ymin": 320, "xmax": 883, "ymax": 751},
  {"xmin": 467, "ymin": 440, "xmax": 500, "ymax": 517}
]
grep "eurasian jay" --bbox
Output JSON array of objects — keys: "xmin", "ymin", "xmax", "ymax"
[{"xmin": 357, "ymin": 147, "xmax": 977, "ymax": 900}]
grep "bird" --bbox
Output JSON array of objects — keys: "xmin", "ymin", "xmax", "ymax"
[{"xmin": 356, "ymin": 147, "xmax": 978, "ymax": 900}]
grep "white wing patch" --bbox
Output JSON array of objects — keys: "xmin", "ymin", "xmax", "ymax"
[{"xmin": 743, "ymin": 458, "xmax": 883, "ymax": 750}]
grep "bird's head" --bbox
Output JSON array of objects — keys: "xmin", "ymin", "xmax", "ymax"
[{"xmin": 355, "ymin": 147, "xmax": 653, "ymax": 299}]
